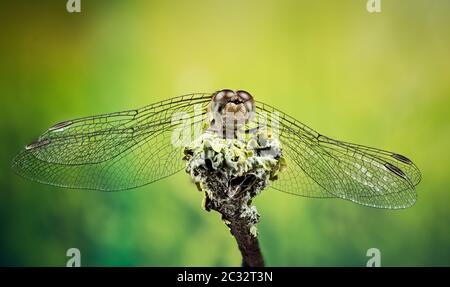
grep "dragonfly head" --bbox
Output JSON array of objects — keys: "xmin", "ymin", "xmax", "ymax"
[{"xmin": 210, "ymin": 89, "xmax": 255, "ymax": 116}]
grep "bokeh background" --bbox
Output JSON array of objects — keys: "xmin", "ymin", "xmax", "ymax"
[{"xmin": 0, "ymin": 0, "xmax": 449, "ymax": 266}]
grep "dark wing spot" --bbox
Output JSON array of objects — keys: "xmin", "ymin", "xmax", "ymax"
[
  {"xmin": 391, "ymin": 153, "xmax": 413, "ymax": 164},
  {"xmin": 48, "ymin": 120, "xmax": 73, "ymax": 132},
  {"xmin": 384, "ymin": 162, "xmax": 407, "ymax": 179},
  {"xmin": 25, "ymin": 139, "xmax": 51, "ymax": 150}
]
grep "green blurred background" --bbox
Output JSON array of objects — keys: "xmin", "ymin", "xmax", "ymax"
[{"xmin": 0, "ymin": 0, "xmax": 449, "ymax": 266}]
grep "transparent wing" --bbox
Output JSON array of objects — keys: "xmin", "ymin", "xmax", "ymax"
[
  {"xmin": 12, "ymin": 93, "xmax": 211, "ymax": 191},
  {"xmin": 256, "ymin": 101, "xmax": 421, "ymax": 209}
]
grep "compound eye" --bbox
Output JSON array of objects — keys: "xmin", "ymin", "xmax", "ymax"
[
  {"xmin": 212, "ymin": 89, "xmax": 235, "ymax": 114},
  {"xmin": 213, "ymin": 89, "xmax": 235, "ymax": 104},
  {"xmin": 236, "ymin": 90, "xmax": 253, "ymax": 102}
]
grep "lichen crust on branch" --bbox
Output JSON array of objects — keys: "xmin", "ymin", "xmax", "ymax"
[{"xmin": 183, "ymin": 131, "xmax": 285, "ymax": 236}]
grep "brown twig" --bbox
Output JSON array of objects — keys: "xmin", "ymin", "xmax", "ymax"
[
  {"xmin": 204, "ymin": 190, "xmax": 265, "ymax": 267},
  {"xmin": 227, "ymin": 216, "xmax": 264, "ymax": 267}
]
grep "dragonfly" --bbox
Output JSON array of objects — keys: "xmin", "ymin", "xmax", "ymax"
[{"xmin": 11, "ymin": 89, "xmax": 421, "ymax": 209}]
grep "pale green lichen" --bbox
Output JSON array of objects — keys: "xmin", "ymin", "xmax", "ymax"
[
  {"xmin": 249, "ymin": 225, "xmax": 258, "ymax": 237},
  {"xmin": 183, "ymin": 131, "xmax": 285, "ymax": 236}
]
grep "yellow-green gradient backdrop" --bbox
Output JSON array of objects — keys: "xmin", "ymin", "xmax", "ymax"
[{"xmin": 1, "ymin": 0, "xmax": 449, "ymax": 266}]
